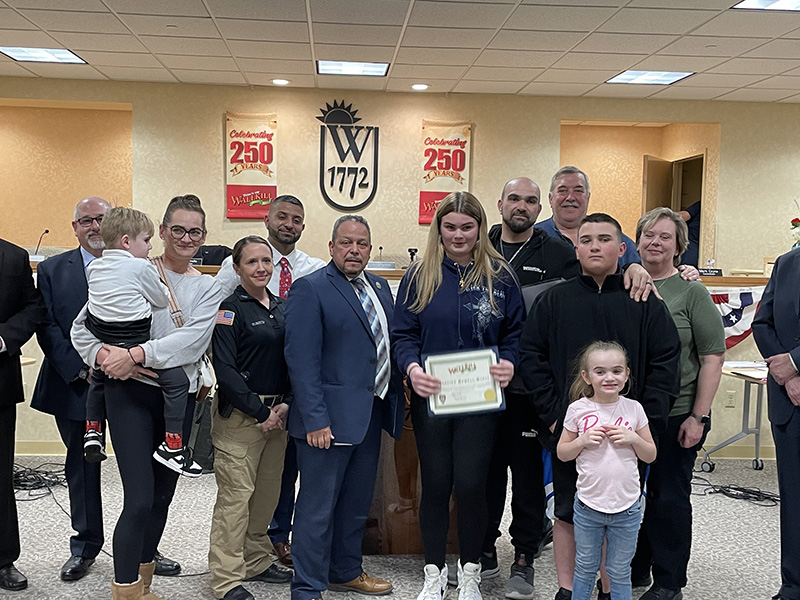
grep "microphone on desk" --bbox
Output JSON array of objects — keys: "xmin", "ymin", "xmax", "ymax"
[{"xmin": 30, "ymin": 229, "xmax": 49, "ymax": 262}]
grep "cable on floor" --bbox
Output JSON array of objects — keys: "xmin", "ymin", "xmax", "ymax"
[{"xmin": 691, "ymin": 474, "xmax": 780, "ymax": 507}]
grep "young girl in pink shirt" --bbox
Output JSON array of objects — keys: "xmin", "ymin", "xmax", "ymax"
[{"xmin": 557, "ymin": 341, "xmax": 657, "ymax": 600}]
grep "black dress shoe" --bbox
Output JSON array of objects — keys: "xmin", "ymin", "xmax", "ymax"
[
  {"xmin": 639, "ymin": 584, "xmax": 683, "ymax": 600},
  {"xmin": 222, "ymin": 585, "xmax": 255, "ymax": 600},
  {"xmin": 0, "ymin": 564, "xmax": 28, "ymax": 591},
  {"xmin": 244, "ymin": 563, "xmax": 293, "ymax": 583},
  {"xmin": 153, "ymin": 550, "xmax": 181, "ymax": 576},
  {"xmin": 61, "ymin": 555, "xmax": 95, "ymax": 581}
]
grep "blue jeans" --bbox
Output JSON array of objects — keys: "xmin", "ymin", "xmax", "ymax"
[{"xmin": 572, "ymin": 495, "xmax": 643, "ymax": 600}]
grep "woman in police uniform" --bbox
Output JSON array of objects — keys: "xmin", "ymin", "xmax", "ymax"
[{"xmin": 208, "ymin": 236, "xmax": 293, "ymax": 600}]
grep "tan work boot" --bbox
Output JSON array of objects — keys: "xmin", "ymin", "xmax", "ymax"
[
  {"xmin": 139, "ymin": 563, "xmax": 163, "ymax": 600},
  {"xmin": 111, "ymin": 577, "xmax": 144, "ymax": 600}
]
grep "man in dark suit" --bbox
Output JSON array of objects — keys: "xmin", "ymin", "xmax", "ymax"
[
  {"xmin": 753, "ymin": 249, "xmax": 800, "ymax": 600},
  {"xmin": 0, "ymin": 237, "xmax": 46, "ymax": 591},
  {"xmin": 284, "ymin": 215, "xmax": 404, "ymax": 600},
  {"xmin": 31, "ymin": 196, "xmax": 181, "ymax": 582}
]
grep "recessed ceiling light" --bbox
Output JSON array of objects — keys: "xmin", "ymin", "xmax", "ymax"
[
  {"xmin": 317, "ymin": 60, "xmax": 389, "ymax": 77},
  {"xmin": 0, "ymin": 46, "xmax": 84, "ymax": 63},
  {"xmin": 271, "ymin": 78, "xmax": 290, "ymax": 86},
  {"xmin": 411, "ymin": 83, "xmax": 429, "ymax": 91},
  {"xmin": 733, "ymin": 0, "xmax": 800, "ymax": 10},
  {"xmin": 606, "ymin": 70, "xmax": 693, "ymax": 85}
]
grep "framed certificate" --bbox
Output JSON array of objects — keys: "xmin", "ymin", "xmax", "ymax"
[{"xmin": 423, "ymin": 347, "xmax": 505, "ymax": 417}]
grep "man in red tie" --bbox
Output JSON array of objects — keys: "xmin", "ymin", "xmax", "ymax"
[{"xmin": 216, "ymin": 194, "xmax": 326, "ymax": 568}]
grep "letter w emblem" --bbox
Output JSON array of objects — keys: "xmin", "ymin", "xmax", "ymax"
[{"xmin": 327, "ymin": 125, "xmax": 373, "ymax": 162}]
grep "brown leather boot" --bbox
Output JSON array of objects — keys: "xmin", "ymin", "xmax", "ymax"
[
  {"xmin": 111, "ymin": 577, "xmax": 144, "ymax": 600},
  {"xmin": 138, "ymin": 563, "xmax": 163, "ymax": 600}
]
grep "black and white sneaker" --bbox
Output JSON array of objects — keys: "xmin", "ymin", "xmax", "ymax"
[
  {"xmin": 153, "ymin": 442, "xmax": 203, "ymax": 478},
  {"xmin": 83, "ymin": 429, "xmax": 107, "ymax": 463}
]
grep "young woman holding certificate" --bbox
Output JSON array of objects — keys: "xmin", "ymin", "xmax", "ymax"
[{"xmin": 392, "ymin": 192, "xmax": 525, "ymax": 600}]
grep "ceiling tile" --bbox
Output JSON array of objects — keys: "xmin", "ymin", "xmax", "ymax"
[
  {"xmin": 452, "ymin": 80, "xmax": 525, "ymax": 93},
  {"xmin": 77, "ymin": 51, "xmax": 161, "ymax": 67},
  {"xmin": 535, "ymin": 68, "xmax": 619, "ymax": 84},
  {"xmin": 713, "ymin": 88, "xmax": 798, "ymax": 102},
  {"xmin": 551, "ymin": 52, "xmax": 648, "ymax": 70},
  {"xmin": 0, "ymin": 29, "xmax": 59, "ymax": 47},
  {"xmin": 396, "ymin": 47, "xmax": 479, "ymax": 66},
  {"xmin": 159, "ymin": 55, "xmax": 238, "ymax": 71},
  {"xmin": 781, "ymin": 65, "xmax": 800, "ymax": 76},
  {"xmin": 391, "ymin": 63, "xmax": 466, "ymax": 78},
  {"xmin": 19, "ymin": 9, "xmax": 128, "ymax": 33},
  {"xmin": 692, "ymin": 11, "xmax": 800, "ymax": 38},
  {"xmin": 49, "ymin": 32, "xmax": 148, "ymax": 52},
  {"xmin": 677, "ymin": 72, "xmax": 767, "ymax": 87},
  {"xmin": 626, "ymin": 0, "xmax": 734, "ymax": 7},
  {"xmin": 656, "ymin": 35, "xmax": 764, "ymax": 57},
  {"xmin": 474, "ymin": 49, "xmax": 561, "ymax": 68},
  {"xmin": 402, "ymin": 27, "xmax": 494, "ymax": 49},
  {"xmin": 598, "ymin": 8, "xmax": 718, "ymax": 35},
  {"xmin": 313, "ymin": 23, "xmax": 401, "ymax": 46},
  {"xmin": 519, "ymin": 0, "xmax": 624, "ymax": 5},
  {"xmin": 204, "ymin": 0, "xmax": 307, "ymax": 21},
  {"xmin": 20, "ymin": 61, "xmax": 107, "ymax": 78},
  {"xmin": 506, "ymin": 5, "xmax": 616, "ymax": 32},
  {"xmin": 141, "ymin": 36, "xmax": 229, "ymax": 56},
  {"xmin": 777, "ymin": 92, "xmax": 800, "ymax": 103},
  {"xmin": 247, "ymin": 73, "xmax": 316, "ymax": 87},
  {"xmin": 317, "ymin": 74, "xmax": 386, "ymax": 89},
  {"xmin": 744, "ymin": 39, "xmax": 800, "ymax": 60},
  {"xmin": 95, "ymin": 65, "xmax": 178, "ymax": 81},
  {"xmin": 518, "ymin": 81, "xmax": 596, "ymax": 96},
  {"xmin": 386, "ymin": 77, "xmax": 457, "ymax": 91},
  {"xmin": 574, "ymin": 33, "xmax": 678, "ymax": 54},
  {"xmin": 0, "ymin": 7, "xmax": 38, "ymax": 28},
  {"xmin": 464, "ymin": 65, "xmax": 542, "ymax": 81},
  {"xmin": 584, "ymin": 83, "xmax": 665, "ymax": 97},
  {"xmin": 648, "ymin": 86, "xmax": 729, "ymax": 99},
  {"xmin": 314, "ymin": 44, "xmax": 394, "ymax": 62},
  {"xmin": 708, "ymin": 58, "xmax": 800, "ymax": 75},
  {"xmin": 119, "ymin": 15, "xmax": 220, "ymax": 38},
  {"xmin": 5, "ymin": 0, "xmax": 106, "ymax": 10},
  {"xmin": 0, "ymin": 60, "xmax": 37, "ymax": 76},
  {"xmin": 409, "ymin": 2, "xmax": 511, "ymax": 29},
  {"xmin": 104, "ymin": 0, "xmax": 209, "ymax": 17},
  {"xmin": 310, "ymin": 0, "xmax": 410, "ymax": 26},
  {"xmin": 631, "ymin": 54, "xmax": 726, "ymax": 72},
  {"xmin": 748, "ymin": 76, "xmax": 800, "ymax": 90},
  {"xmin": 216, "ymin": 19, "xmax": 309, "ymax": 43},
  {"xmin": 237, "ymin": 58, "xmax": 313, "ymax": 74},
  {"xmin": 488, "ymin": 30, "xmax": 585, "ymax": 51},
  {"xmin": 228, "ymin": 40, "xmax": 310, "ymax": 60},
  {"xmin": 173, "ymin": 69, "xmax": 246, "ymax": 85}
]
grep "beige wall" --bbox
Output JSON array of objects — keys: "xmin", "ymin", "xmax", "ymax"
[
  {"xmin": 0, "ymin": 101, "xmax": 132, "ymax": 248},
  {"xmin": 2, "ymin": 76, "xmax": 781, "ymax": 456}
]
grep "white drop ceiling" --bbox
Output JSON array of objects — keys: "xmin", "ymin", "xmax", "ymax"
[{"xmin": 3, "ymin": 0, "xmax": 800, "ymax": 102}]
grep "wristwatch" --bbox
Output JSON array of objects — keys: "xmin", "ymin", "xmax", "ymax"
[{"xmin": 691, "ymin": 412, "xmax": 710, "ymax": 424}]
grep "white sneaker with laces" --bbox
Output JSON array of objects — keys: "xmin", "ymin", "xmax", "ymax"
[
  {"xmin": 457, "ymin": 562, "xmax": 482, "ymax": 600},
  {"xmin": 417, "ymin": 564, "xmax": 448, "ymax": 600}
]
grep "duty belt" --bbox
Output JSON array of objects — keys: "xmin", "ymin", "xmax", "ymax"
[{"xmin": 259, "ymin": 394, "xmax": 284, "ymax": 408}]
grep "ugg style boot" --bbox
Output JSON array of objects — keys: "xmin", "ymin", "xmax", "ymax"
[
  {"xmin": 139, "ymin": 562, "xmax": 163, "ymax": 600},
  {"xmin": 111, "ymin": 577, "xmax": 144, "ymax": 600}
]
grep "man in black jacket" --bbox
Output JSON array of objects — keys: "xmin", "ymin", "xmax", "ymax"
[
  {"xmin": 519, "ymin": 213, "xmax": 680, "ymax": 600},
  {"xmin": 0, "ymin": 238, "xmax": 46, "ymax": 592},
  {"xmin": 481, "ymin": 177, "xmax": 579, "ymax": 600}
]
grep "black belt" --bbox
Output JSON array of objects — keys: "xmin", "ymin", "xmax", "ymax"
[{"xmin": 259, "ymin": 394, "xmax": 284, "ymax": 408}]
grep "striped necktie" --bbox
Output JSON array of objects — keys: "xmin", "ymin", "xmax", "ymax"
[
  {"xmin": 352, "ymin": 278, "xmax": 390, "ymax": 399},
  {"xmin": 279, "ymin": 257, "xmax": 292, "ymax": 299}
]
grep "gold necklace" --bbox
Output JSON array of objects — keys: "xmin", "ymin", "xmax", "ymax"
[{"xmin": 454, "ymin": 261, "xmax": 471, "ymax": 287}]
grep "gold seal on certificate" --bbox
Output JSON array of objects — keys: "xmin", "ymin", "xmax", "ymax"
[{"xmin": 423, "ymin": 348, "xmax": 505, "ymax": 416}]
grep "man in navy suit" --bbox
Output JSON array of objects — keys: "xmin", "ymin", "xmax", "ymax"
[
  {"xmin": 753, "ymin": 250, "xmax": 800, "ymax": 600},
  {"xmin": 32, "ymin": 196, "xmax": 181, "ymax": 581},
  {"xmin": 284, "ymin": 215, "xmax": 404, "ymax": 600},
  {"xmin": 0, "ymin": 237, "xmax": 45, "ymax": 592}
]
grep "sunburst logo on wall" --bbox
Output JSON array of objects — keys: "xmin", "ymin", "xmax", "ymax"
[{"xmin": 317, "ymin": 100, "xmax": 379, "ymax": 212}]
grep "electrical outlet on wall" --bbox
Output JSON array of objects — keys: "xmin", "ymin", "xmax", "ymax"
[{"xmin": 725, "ymin": 390, "xmax": 736, "ymax": 408}]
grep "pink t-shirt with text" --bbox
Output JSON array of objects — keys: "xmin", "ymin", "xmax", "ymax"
[{"xmin": 563, "ymin": 395, "xmax": 648, "ymax": 514}]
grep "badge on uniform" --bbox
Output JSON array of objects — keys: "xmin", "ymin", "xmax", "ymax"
[
  {"xmin": 375, "ymin": 281, "xmax": 382, "ymax": 289},
  {"xmin": 216, "ymin": 310, "xmax": 235, "ymax": 326}
]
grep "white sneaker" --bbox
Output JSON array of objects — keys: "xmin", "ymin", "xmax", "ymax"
[
  {"xmin": 457, "ymin": 562, "xmax": 482, "ymax": 600},
  {"xmin": 417, "ymin": 564, "xmax": 448, "ymax": 600}
]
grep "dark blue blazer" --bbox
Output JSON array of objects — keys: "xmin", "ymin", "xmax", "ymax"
[
  {"xmin": 284, "ymin": 261, "xmax": 404, "ymax": 444},
  {"xmin": 753, "ymin": 248, "xmax": 800, "ymax": 426},
  {"xmin": 0, "ymin": 239, "xmax": 45, "ymax": 407},
  {"xmin": 31, "ymin": 248, "xmax": 91, "ymax": 421}
]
